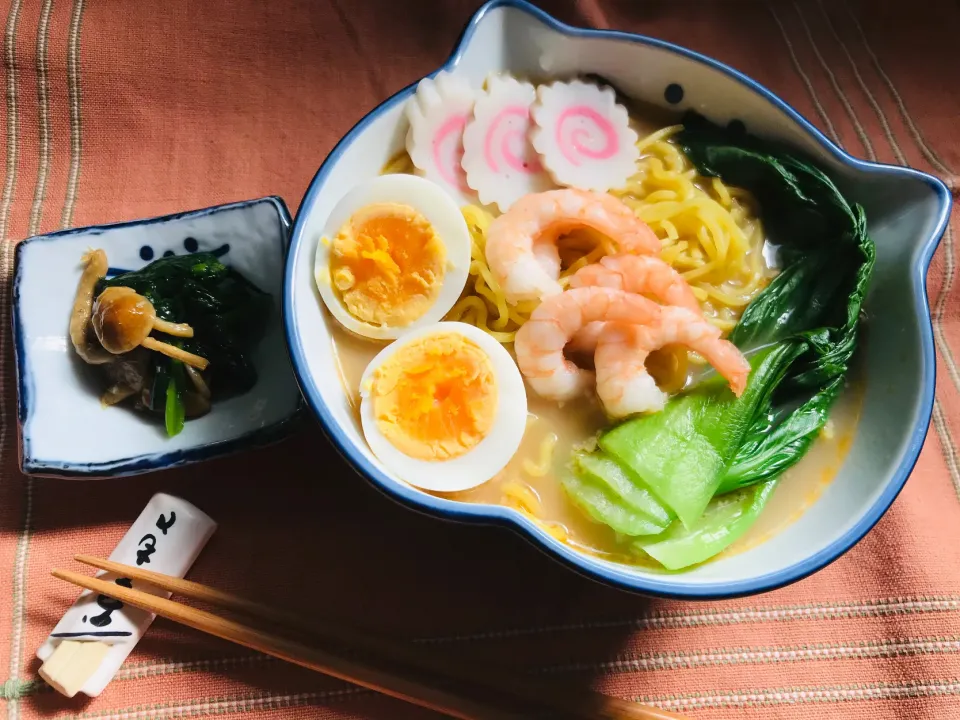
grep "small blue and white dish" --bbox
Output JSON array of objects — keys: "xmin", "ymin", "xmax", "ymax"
[
  {"xmin": 13, "ymin": 196, "xmax": 303, "ymax": 478},
  {"xmin": 282, "ymin": 0, "xmax": 950, "ymax": 598}
]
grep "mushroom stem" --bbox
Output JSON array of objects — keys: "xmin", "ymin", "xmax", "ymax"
[
  {"xmin": 141, "ymin": 337, "xmax": 210, "ymax": 370},
  {"xmin": 70, "ymin": 249, "xmax": 114, "ymax": 364},
  {"xmin": 101, "ymin": 384, "xmax": 137, "ymax": 407},
  {"xmin": 184, "ymin": 364, "xmax": 211, "ymax": 399},
  {"xmin": 152, "ymin": 318, "xmax": 194, "ymax": 338},
  {"xmin": 183, "ymin": 391, "xmax": 212, "ymax": 419}
]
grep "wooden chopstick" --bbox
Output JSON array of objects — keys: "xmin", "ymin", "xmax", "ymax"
[
  {"xmin": 53, "ymin": 567, "xmax": 520, "ymax": 719},
  {"xmin": 54, "ymin": 557, "xmax": 689, "ymax": 720},
  {"xmin": 73, "ymin": 555, "xmax": 318, "ymax": 634}
]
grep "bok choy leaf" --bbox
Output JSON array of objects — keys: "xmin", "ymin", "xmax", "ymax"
[
  {"xmin": 561, "ymin": 113, "xmax": 875, "ymax": 567},
  {"xmin": 679, "ymin": 113, "xmax": 875, "ymax": 489},
  {"xmin": 599, "ymin": 341, "xmax": 804, "ymax": 527},
  {"xmin": 633, "ymin": 480, "xmax": 779, "ymax": 571}
]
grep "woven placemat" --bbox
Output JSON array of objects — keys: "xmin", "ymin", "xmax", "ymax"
[{"xmin": 2, "ymin": 1, "xmax": 959, "ymax": 717}]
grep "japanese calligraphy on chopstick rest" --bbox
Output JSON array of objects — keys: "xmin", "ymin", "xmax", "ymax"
[{"xmin": 36, "ymin": 493, "xmax": 216, "ymax": 698}]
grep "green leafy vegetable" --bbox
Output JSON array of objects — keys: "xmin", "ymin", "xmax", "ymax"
[
  {"xmin": 599, "ymin": 342, "xmax": 804, "ymax": 527},
  {"xmin": 148, "ymin": 356, "xmax": 170, "ymax": 413},
  {"xmin": 726, "ymin": 255, "xmax": 846, "ymax": 349},
  {"xmin": 674, "ymin": 112, "xmax": 860, "ymax": 254},
  {"xmin": 562, "ymin": 469, "xmax": 669, "ymax": 537},
  {"xmin": 562, "ymin": 112, "xmax": 876, "ymax": 567},
  {"xmin": 568, "ymin": 451, "xmax": 673, "ymax": 526},
  {"xmin": 678, "ymin": 112, "xmax": 875, "ymax": 488},
  {"xmin": 165, "ymin": 359, "xmax": 186, "ymax": 437},
  {"xmin": 633, "ymin": 481, "xmax": 779, "ymax": 571},
  {"xmin": 718, "ymin": 376, "xmax": 843, "ymax": 494},
  {"xmin": 98, "ymin": 253, "xmax": 272, "ymax": 397}
]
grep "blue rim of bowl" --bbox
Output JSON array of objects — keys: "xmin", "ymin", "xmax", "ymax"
[
  {"xmin": 283, "ymin": 0, "xmax": 951, "ymax": 598},
  {"xmin": 13, "ymin": 195, "xmax": 306, "ymax": 479}
]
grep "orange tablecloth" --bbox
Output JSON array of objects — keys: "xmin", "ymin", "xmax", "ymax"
[{"xmin": 3, "ymin": 1, "xmax": 960, "ymax": 717}]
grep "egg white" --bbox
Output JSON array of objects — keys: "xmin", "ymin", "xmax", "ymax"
[
  {"xmin": 359, "ymin": 321, "xmax": 528, "ymax": 492},
  {"xmin": 314, "ymin": 174, "xmax": 471, "ymax": 340}
]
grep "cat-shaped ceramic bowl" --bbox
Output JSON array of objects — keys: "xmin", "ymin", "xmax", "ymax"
[{"xmin": 282, "ymin": 0, "xmax": 950, "ymax": 597}]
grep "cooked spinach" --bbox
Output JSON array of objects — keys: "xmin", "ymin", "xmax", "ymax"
[
  {"xmin": 98, "ymin": 253, "xmax": 271, "ymax": 396},
  {"xmin": 98, "ymin": 252, "xmax": 271, "ymax": 436},
  {"xmin": 165, "ymin": 359, "xmax": 186, "ymax": 437}
]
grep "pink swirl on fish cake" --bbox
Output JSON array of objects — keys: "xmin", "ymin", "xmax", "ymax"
[
  {"xmin": 432, "ymin": 113, "xmax": 471, "ymax": 192},
  {"xmin": 555, "ymin": 105, "xmax": 619, "ymax": 167},
  {"xmin": 482, "ymin": 105, "xmax": 543, "ymax": 175}
]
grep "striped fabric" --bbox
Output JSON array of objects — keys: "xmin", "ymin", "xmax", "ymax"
[{"xmin": 1, "ymin": 0, "xmax": 960, "ymax": 717}]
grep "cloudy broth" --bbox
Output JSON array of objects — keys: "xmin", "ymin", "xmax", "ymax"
[{"xmin": 330, "ymin": 327, "xmax": 862, "ymax": 568}]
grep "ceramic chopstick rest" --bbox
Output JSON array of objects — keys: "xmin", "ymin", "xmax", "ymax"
[{"xmin": 36, "ymin": 493, "xmax": 216, "ymax": 698}]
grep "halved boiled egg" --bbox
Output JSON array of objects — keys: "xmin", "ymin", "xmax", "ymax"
[
  {"xmin": 314, "ymin": 174, "xmax": 471, "ymax": 340},
  {"xmin": 359, "ymin": 321, "xmax": 527, "ymax": 492}
]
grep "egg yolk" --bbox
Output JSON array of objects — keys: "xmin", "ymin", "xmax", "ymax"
[
  {"xmin": 370, "ymin": 333, "xmax": 497, "ymax": 461},
  {"xmin": 328, "ymin": 203, "xmax": 446, "ymax": 328}
]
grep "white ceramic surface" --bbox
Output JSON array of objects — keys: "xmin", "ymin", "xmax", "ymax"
[
  {"xmin": 14, "ymin": 197, "xmax": 303, "ymax": 478},
  {"xmin": 283, "ymin": 1, "xmax": 951, "ymax": 597},
  {"xmin": 36, "ymin": 493, "xmax": 216, "ymax": 697}
]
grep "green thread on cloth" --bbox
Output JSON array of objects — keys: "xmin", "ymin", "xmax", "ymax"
[
  {"xmin": 0, "ymin": 0, "xmax": 23, "ymax": 245},
  {"xmin": 114, "ymin": 653, "xmax": 271, "ymax": 682},
  {"xmin": 27, "ymin": 0, "xmax": 56, "ymax": 236},
  {"xmin": 0, "ymin": 678, "xmax": 44, "ymax": 700},
  {"xmin": 3, "ymin": 1, "xmax": 28, "ymax": 719},
  {"xmin": 415, "ymin": 595, "xmax": 960, "ymax": 643},
  {"xmin": 539, "ymin": 636, "xmax": 960, "ymax": 675}
]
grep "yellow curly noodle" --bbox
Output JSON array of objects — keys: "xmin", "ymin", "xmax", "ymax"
[
  {"xmin": 381, "ymin": 150, "xmax": 415, "ymax": 176},
  {"xmin": 501, "ymin": 480, "xmax": 570, "ymax": 543},
  {"xmin": 443, "ymin": 127, "xmax": 769, "ymax": 345},
  {"xmin": 446, "ymin": 205, "xmax": 614, "ymax": 343},
  {"xmin": 614, "ymin": 125, "xmax": 773, "ymax": 332},
  {"xmin": 522, "ymin": 431, "xmax": 558, "ymax": 477},
  {"xmin": 493, "ymin": 415, "xmax": 568, "ymax": 542}
]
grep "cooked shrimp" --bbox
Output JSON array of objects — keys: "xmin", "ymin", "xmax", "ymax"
[
  {"xmin": 594, "ymin": 307, "xmax": 750, "ymax": 418},
  {"xmin": 514, "ymin": 286, "xmax": 662, "ymax": 401},
  {"xmin": 485, "ymin": 189, "xmax": 661, "ymax": 303},
  {"xmin": 567, "ymin": 254, "xmax": 701, "ymax": 353},
  {"xmin": 570, "ymin": 254, "xmax": 701, "ymax": 312}
]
